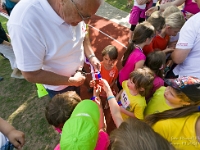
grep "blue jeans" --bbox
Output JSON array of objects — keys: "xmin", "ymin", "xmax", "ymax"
[{"xmin": 46, "ymin": 86, "xmax": 80, "ymax": 98}]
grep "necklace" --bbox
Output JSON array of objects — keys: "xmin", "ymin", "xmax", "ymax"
[{"xmin": 134, "ymin": 44, "xmax": 143, "ymax": 52}]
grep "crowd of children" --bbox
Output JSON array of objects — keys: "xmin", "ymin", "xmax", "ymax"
[{"xmin": 2, "ymin": 0, "xmax": 200, "ymax": 149}]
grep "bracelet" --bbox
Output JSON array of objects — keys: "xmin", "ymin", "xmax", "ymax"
[
  {"xmin": 157, "ymin": 5, "xmax": 160, "ymax": 11},
  {"xmin": 107, "ymin": 96, "xmax": 115, "ymax": 101},
  {"xmin": 90, "ymin": 96, "xmax": 96, "ymax": 101},
  {"xmin": 117, "ymin": 101, "xmax": 122, "ymax": 106},
  {"xmin": 88, "ymin": 54, "xmax": 96, "ymax": 60}
]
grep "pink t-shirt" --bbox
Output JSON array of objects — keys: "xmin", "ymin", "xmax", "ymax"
[
  {"xmin": 119, "ymin": 48, "xmax": 146, "ymax": 85},
  {"xmin": 54, "ymin": 131, "xmax": 109, "ymax": 150},
  {"xmin": 184, "ymin": 0, "xmax": 200, "ymax": 14},
  {"xmin": 152, "ymin": 76, "xmax": 164, "ymax": 94},
  {"xmin": 146, "ymin": 76, "xmax": 164, "ymax": 101},
  {"xmin": 145, "ymin": 76, "xmax": 164, "ymax": 103}
]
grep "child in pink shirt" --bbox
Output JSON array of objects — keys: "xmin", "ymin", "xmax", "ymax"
[
  {"xmin": 145, "ymin": 51, "xmax": 166, "ymax": 101},
  {"xmin": 118, "ymin": 21, "xmax": 155, "ymax": 91}
]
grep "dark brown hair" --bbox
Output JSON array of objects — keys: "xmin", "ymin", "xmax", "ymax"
[
  {"xmin": 122, "ymin": 22, "xmax": 155, "ymax": 66},
  {"xmin": 145, "ymin": 51, "xmax": 166, "ymax": 78},
  {"xmin": 102, "ymin": 45, "xmax": 118, "ymax": 60},
  {"xmin": 145, "ymin": 101, "xmax": 200, "ymax": 126},
  {"xmin": 45, "ymin": 91, "xmax": 81, "ymax": 127},
  {"xmin": 110, "ymin": 118, "xmax": 175, "ymax": 150},
  {"xmin": 129, "ymin": 67, "xmax": 155, "ymax": 96}
]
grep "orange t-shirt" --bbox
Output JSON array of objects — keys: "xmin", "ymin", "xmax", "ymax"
[
  {"xmin": 143, "ymin": 43, "xmax": 154, "ymax": 56},
  {"xmin": 100, "ymin": 62, "xmax": 118, "ymax": 85},
  {"xmin": 143, "ymin": 35, "xmax": 170, "ymax": 56},
  {"xmin": 152, "ymin": 35, "xmax": 170, "ymax": 50}
]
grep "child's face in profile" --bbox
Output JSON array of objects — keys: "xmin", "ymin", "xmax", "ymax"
[
  {"xmin": 164, "ymin": 86, "xmax": 182, "ymax": 106},
  {"xmin": 102, "ymin": 54, "xmax": 116, "ymax": 70},
  {"xmin": 127, "ymin": 79, "xmax": 138, "ymax": 93},
  {"xmin": 166, "ymin": 27, "xmax": 180, "ymax": 36}
]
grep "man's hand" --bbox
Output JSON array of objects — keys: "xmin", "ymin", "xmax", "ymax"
[
  {"xmin": 7, "ymin": 129, "xmax": 25, "ymax": 149},
  {"xmin": 69, "ymin": 71, "xmax": 86, "ymax": 87},
  {"xmin": 89, "ymin": 56, "xmax": 101, "ymax": 72}
]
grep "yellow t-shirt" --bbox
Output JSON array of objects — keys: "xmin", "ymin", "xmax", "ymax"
[
  {"xmin": 144, "ymin": 86, "xmax": 172, "ymax": 116},
  {"xmin": 119, "ymin": 80, "xmax": 146, "ymax": 120},
  {"xmin": 152, "ymin": 113, "xmax": 200, "ymax": 150}
]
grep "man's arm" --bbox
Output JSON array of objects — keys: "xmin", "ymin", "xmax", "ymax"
[
  {"xmin": 171, "ymin": 48, "xmax": 191, "ymax": 64},
  {"xmin": 22, "ymin": 69, "xmax": 85, "ymax": 87},
  {"xmin": 83, "ymin": 27, "xmax": 101, "ymax": 71}
]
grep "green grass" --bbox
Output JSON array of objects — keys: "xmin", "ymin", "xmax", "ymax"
[
  {"xmin": 0, "ymin": 16, "xmax": 8, "ymax": 32},
  {"xmin": 105, "ymin": 0, "xmax": 132, "ymax": 13},
  {"xmin": 0, "ymin": 16, "xmax": 60, "ymax": 149}
]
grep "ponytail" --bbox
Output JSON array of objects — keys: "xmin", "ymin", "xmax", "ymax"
[
  {"xmin": 122, "ymin": 42, "xmax": 135, "ymax": 66},
  {"xmin": 145, "ymin": 101, "xmax": 200, "ymax": 126}
]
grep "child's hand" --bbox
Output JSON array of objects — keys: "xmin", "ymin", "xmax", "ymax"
[
  {"xmin": 94, "ymin": 84, "xmax": 101, "ymax": 97},
  {"xmin": 99, "ymin": 79, "xmax": 112, "ymax": 93},
  {"xmin": 89, "ymin": 80, "xmax": 96, "ymax": 87},
  {"xmin": 7, "ymin": 129, "xmax": 25, "ymax": 149}
]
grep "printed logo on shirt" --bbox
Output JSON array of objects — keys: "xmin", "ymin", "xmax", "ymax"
[
  {"xmin": 120, "ymin": 90, "xmax": 130, "ymax": 110},
  {"xmin": 177, "ymin": 43, "xmax": 188, "ymax": 46},
  {"xmin": 109, "ymin": 70, "xmax": 116, "ymax": 78}
]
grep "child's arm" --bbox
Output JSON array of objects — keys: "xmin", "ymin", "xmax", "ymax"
[
  {"xmin": 100, "ymin": 79, "xmax": 123, "ymax": 128},
  {"xmin": 0, "ymin": 117, "xmax": 25, "ymax": 149},
  {"xmin": 115, "ymin": 90, "xmax": 123, "ymax": 102},
  {"xmin": 134, "ymin": 60, "xmax": 145, "ymax": 71},
  {"xmin": 93, "ymin": 85, "xmax": 105, "ymax": 130},
  {"xmin": 119, "ymin": 107, "xmax": 135, "ymax": 118},
  {"xmin": 109, "ymin": 79, "xmax": 116, "ymax": 89},
  {"xmin": 162, "ymin": 48, "xmax": 174, "ymax": 54}
]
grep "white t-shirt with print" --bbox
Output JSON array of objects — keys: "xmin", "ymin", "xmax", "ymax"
[
  {"xmin": 173, "ymin": 12, "xmax": 200, "ymax": 78},
  {"xmin": 8, "ymin": 0, "xmax": 86, "ymax": 91}
]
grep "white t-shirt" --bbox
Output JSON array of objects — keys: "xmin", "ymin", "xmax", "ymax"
[
  {"xmin": 8, "ymin": 0, "xmax": 86, "ymax": 91},
  {"xmin": 173, "ymin": 12, "xmax": 200, "ymax": 78},
  {"xmin": 134, "ymin": 0, "xmax": 146, "ymax": 9}
]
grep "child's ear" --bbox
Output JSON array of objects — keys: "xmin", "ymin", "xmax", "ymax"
[
  {"xmin": 145, "ymin": 38, "xmax": 151, "ymax": 44},
  {"xmin": 139, "ymin": 87, "xmax": 145, "ymax": 92},
  {"xmin": 166, "ymin": 25, "xmax": 171, "ymax": 30}
]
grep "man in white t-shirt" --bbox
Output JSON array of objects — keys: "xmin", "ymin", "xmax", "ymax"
[
  {"xmin": 171, "ymin": 12, "xmax": 200, "ymax": 79},
  {"xmin": 7, "ymin": 0, "xmax": 103, "ymax": 98}
]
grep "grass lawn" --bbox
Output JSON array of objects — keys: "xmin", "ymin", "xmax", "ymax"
[
  {"xmin": 106, "ymin": 0, "xmax": 132, "ymax": 13},
  {"xmin": 0, "ymin": 16, "xmax": 60, "ymax": 150}
]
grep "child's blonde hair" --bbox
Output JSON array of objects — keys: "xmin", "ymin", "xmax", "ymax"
[
  {"xmin": 147, "ymin": 11, "xmax": 165, "ymax": 32},
  {"xmin": 170, "ymin": 87, "xmax": 191, "ymax": 103},
  {"xmin": 110, "ymin": 118, "xmax": 175, "ymax": 150},
  {"xmin": 129, "ymin": 67, "xmax": 154, "ymax": 97},
  {"xmin": 162, "ymin": 6, "xmax": 180, "ymax": 18},
  {"xmin": 165, "ymin": 12, "xmax": 185, "ymax": 29}
]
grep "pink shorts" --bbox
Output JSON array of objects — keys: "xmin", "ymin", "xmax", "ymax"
[
  {"xmin": 54, "ymin": 131, "xmax": 110, "ymax": 150},
  {"xmin": 129, "ymin": 6, "xmax": 145, "ymax": 25}
]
